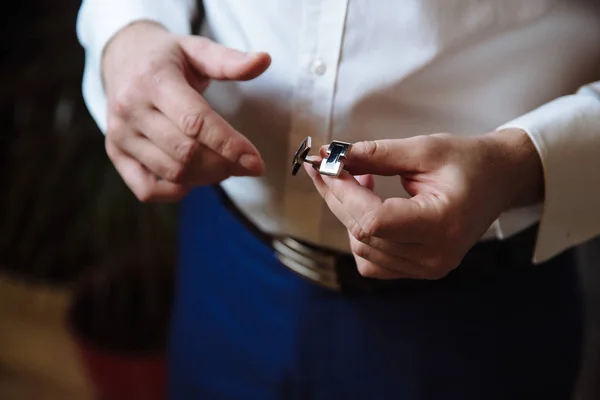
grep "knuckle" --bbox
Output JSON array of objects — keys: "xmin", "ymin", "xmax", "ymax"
[
  {"xmin": 352, "ymin": 242, "xmax": 371, "ymax": 260},
  {"xmin": 360, "ymin": 139, "xmax": 392, "ymax": 160},
  {"xmin": 358, "ymin": 210, "xmax": 382, "ymax": 239},
  {"xmin": 349, "ymin": 223, "xmax": 369, "ymax": 242},
  {"xmin": 174, "ymin": 140, "xmax": 199, "ymax": 164},
  {"xmin": 109, "ymin": 88, "xmax": 136, "ymax": 118},
  {"xmin": 361, "ymin": 140, "xmax": 379, "ymax": 158},
  {"xmin": 200, "ymin": 118, "xmax": 242, "ymax": 161},
  {"xmin": 164, "ymin": 163, "xmax": 187, "ymax": 183},
  {"xmin": 180, "ymin": 112, "xmax": 206, "ymax": 137},
  {"xmin": 213, "ymin": 131, "xmax": 237, "ymax": 159}
]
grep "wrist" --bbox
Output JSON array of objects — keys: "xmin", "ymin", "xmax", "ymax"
[{"xmin": 482, "ymin": 128, "xmax": 544, "ymax": 210}]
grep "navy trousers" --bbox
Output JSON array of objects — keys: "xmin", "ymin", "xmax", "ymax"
[{"xmin": 169, "ymin": 186, "xmax": 583, "ymax": 399}]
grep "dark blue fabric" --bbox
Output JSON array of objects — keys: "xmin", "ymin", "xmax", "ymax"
[{"xmin": 169, "ymin": 185, "xmax": 583, "ymax": 400}]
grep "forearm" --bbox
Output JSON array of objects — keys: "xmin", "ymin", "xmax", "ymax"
[{"xmin": 76, "ymin": 0, "xmax": 196, "ymax": 132}]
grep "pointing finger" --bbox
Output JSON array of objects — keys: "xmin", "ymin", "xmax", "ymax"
[
  {"xmin": 318, "ymin": 171, "xmax": 383, "ymax": 235},
  {"xmin": 303, "ymin": 162, "xmax": 356, "ymax": 229},
  {"xmin": 135, "ymin": 109, "xmax": 200, "ymax": 164},
  {"xmin": 319, "ymin": 171, "xmax": 432, "ymax": 243},
  {"xmin": 150, "ymin": 66, "xmax": 264, "ymax": 175}
]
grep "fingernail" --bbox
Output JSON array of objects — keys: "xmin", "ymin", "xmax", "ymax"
[{"xmin": 239, "ymin": 154, "xmax": 262, "ymax": 173}]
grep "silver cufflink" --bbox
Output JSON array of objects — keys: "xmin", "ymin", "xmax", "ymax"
[{"xmin": 292, "ymin": 136, "xmax": 352, "ymax": 177}]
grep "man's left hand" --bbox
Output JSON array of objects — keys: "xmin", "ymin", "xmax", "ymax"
[{"xmin": 304, "ymin": 129, "xmax": 543, "ymax": 280}]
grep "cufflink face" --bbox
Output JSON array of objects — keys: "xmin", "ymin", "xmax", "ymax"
[
  {"xmin": 319, "ymin": 140, "xmax": 352, "ymax": 177},
  {"xmin": 291, "ymin": 136, "xmax": 352, "ymax": 177}
]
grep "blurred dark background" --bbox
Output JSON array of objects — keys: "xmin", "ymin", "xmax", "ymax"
[
  {"xmin": 0, "ymin": 0, "xmax": 178, "ymax": 398},
  {"xmin": 0, "ymin": 1, "xmax": 598, "ymax": 399}
]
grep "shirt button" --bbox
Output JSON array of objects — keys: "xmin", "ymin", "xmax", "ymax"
[{"xmin": 311, "ymin": 59, "xmax": 327, "ymax": 76}]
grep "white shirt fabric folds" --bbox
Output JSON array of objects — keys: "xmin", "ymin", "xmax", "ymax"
[{"xmin": 77, "ymin": 0, "xmax": 600, "ymax": 263}]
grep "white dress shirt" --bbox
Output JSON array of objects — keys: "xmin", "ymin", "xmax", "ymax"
[{"xmin": 77, "ymin": 0, "xmax": 600, "ymax": 263}]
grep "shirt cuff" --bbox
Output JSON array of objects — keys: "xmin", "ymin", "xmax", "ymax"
[
  {"xmin": 76, "ymin": 0, "xmax": 195, "ymax": 132},
  {"xmin": 497, "ymin": 90, "xmax": 600, "ymax": 264}
]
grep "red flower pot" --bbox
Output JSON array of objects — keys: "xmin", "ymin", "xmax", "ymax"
[
  {"xmin": 67, "ymin": 267, "xmax": 174, "ymax": 400},
  {"xmin": 72, "ymin": 337, "xmax": 166, "ymax": 400}
]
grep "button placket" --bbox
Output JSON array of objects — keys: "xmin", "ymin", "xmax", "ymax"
[
  {"xmin": 311, "ymin": 58, "xmax": 327, "ymax": 76},
  {"xmin": 313, "ymin": 0, "xmax": 351, "ymax": 241},
  {"xmin": 282, "ymin": 0, "xmax": 350, "ymax": 243},
  {"xmin": 281, "ymin": 1, "xmax": 326, "ymax": 241}
]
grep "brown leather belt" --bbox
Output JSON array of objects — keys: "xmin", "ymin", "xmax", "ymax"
[{"xmin": 214, "ymin": 186, "xmax": 537, "ymax": 293}]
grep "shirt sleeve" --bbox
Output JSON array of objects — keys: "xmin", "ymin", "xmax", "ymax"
[
  {"xmin": 76, "ymin": 0, "xmax": 196, "ymax": 133},
  {"xmin": 496, "ymin": 81, "xmax": 600, "ymax": 264}
]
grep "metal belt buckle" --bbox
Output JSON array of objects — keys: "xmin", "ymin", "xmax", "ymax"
[
  {"xmin": 292, "ymin": 136, "xmax": 352, "ymax": 177},
  {"xmin": 272, "ymin": 237, "xmax": 341, "ymax": 291}
]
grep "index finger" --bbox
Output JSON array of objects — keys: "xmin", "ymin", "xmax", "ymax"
[
  {"xmin": 319, "ymin": 171, "xmax": 383, "ymax": 227},
  {"xmin": 150, "ymin": 67, "xmax": 263, "ymax": 174},
  {"xmin": 305, "ymin": 163, "xmax": 386, "ymax": 240},
  {"xmin": 318, "ymin": 172, "xmax": 428, "ymax": 242}
]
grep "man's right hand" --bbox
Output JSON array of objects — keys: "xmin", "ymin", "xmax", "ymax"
[{"xmin": 101, "ymin": 21, "xmax": 270, "ymax": 202}]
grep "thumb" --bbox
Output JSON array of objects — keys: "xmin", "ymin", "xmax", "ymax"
[
  {"xmin": 179, "ymin": 36, "xmax": 271, "ymax": 81},
  {"xmin": 322, "ymin": 139, "xmax": 421, "ymax": 176}
]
